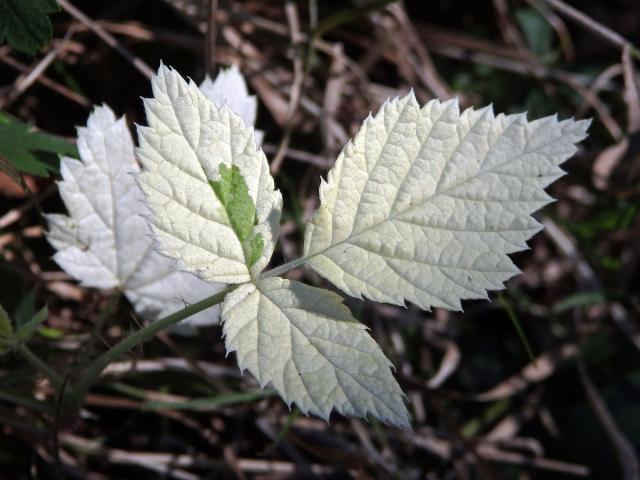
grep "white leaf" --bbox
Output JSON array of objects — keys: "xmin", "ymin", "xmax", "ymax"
[
  {"xmin": 222, "ymin": 277, "xmax": 409, "ymax": 427},
  {"xmin": 46, "ymin": 105, "xmax": 222, "ymax": 329},
  {"xmin": 304, "ymin": 94, "xmax": 590, "ymax": 310},
  {"xmin": 199, "ymin": 65, "xmax": 264, "ymax": 145},
  {"xmin": 137, "ymin": 64, "xmax": 282, "ymax": 284}
]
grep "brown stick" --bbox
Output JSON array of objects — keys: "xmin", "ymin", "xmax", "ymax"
[
  {"xmin": 542, "ymin": 0, "xmax": 640, "ymax": 60},
  {"xmin": 270, "ymin": 1, "xmax": 306, "ymax": 173},
  {"xmin": 57, "ymin": 0, "xmax": 154, "ymax": 79},
  {"xmin": 578, "ymin": 361, "xmax": 640, "ymax": 480},
  {"xmin": 0, "ymin": 28, "xmax": 75, "ymax": 109},
  {"xmin": 0, "ymin": 52, "xmax": 90, "ymax": 108},
  {"xmin": 204, "ymin": 0, "xmax": 219, "ymax": 76}
]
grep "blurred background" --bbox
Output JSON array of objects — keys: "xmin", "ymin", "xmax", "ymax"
[{"xmin": 0, "ymin": 0, "xmax": 639, "ymax": 478}]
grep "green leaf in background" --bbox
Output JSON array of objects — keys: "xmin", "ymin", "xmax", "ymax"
[
  {"xmin": 522, "ymin": 89, "xmax": 564, "ymax": 119},
  {"xmin": 0, "ymin": 304, "xmax": 14, "ymax": 354},
  {"xmin": 515, "ymin": 7, "xmax": 557, "ymax": 63},
  {"xmin": 0, "ymin": 0, "xmax": 59, "ymax": 54},
  {"xmin": 552, "ymin": 292, "xmax": 607, "ymax": 314},
  {"xmin": 12, "ymin": 306, "xmax": 47, "ymax": 345},
  {"xmin": 0, "ymin": 304, "xmax": 13, "ymax": 337},
  {"xmin": 37, "ymin": 326, "xmax": 63, "ymax": 339},
  {"xmin": 0, "ymin": 116, "xmax": 78, "ymax": 177},
  {"xmin": 13, "ymin": 289, "xmax": 36, "ymax": 331},
  {"xmin": 570, "ymin": 202, "xmax": 640, "ymax": 239}
]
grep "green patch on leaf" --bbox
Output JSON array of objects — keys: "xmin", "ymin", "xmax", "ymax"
[
  {"xmin": 0, "ymin": 117, "xmax": 78, "ymax": 178},
  {"xmin": 246, "ymin": 234, "xmax": 265, "ymax": 269},
  {"xmin": 211, "ymin": 163, "xmax": 255, "ymax": 241},
  {"xmin": 211, "ymin": 163, "xmax": 264, "ymax": 267},
  {"xmin": 0, "ymin": 0, "xmax": 59, "ymax": 54}
]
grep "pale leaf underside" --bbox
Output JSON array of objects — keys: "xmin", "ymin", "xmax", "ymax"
[
  {"xmin": 46, "ymin": 105, "xmax": 221, "ymax": 329},
  {"xmin": 137, "ymin": 65, "xmax": 281, "ymax": 284},
  {"xmin": 304, "ymin": 94, "xmax": 590, "ymax": 310},
  {"xmin": 199, "ymin": 64, "xmax": 264, "ymax": 145},
  {"xmin": 222, "ymin": 277, "xmax": 409, "ymax": 427}
]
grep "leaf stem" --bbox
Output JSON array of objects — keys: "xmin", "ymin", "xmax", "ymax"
[
  {"xmin": 73, "ymin": 254, "xmax": 309, "ymax": 405},
  {"xmin": 259, "ymin": 256, "xmax": 307, "ymax": 279},
  {"xmin": 83, "ymin": 291, "xmax": 122, "ymax": 360},
  {"xmin": 75, "ymin": 285, "xmax": 236, "ymax": 397},
  {"xmin": 0, "ymin": 390, "xmax": 51, "ymax": 413},
  {"xmin": 498, "ymin": 293, "xmax": 536, "ymax": 364}
]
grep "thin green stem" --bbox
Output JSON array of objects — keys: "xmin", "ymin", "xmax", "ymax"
[
  {"xmin": 74, "ymin": 254, "xmax": 310, "ymax": 404},
  {"xmin": 259, "ymin": 256, "xmax": 307, "ymax": 279},
  {"xmin": 83, "ymin": 291, "xmax": 122, "ymax": 359},
  {"xmin": 76, "ymin": 285, "xmax": 236, "ymax": 396},
  {"xmin": 498, "ymin": 293, "xmax": 536, "ymax": 364},
  {"xmin": 17, "ymin": 343, "xmax": 64, "ymax": 391},
  {"xmin": 0, "ymin": 390, "xmax": 51, "ymax": 413}
]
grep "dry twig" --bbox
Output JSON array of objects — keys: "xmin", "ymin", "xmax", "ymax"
[{"xmin": 57, "ymin": 0, "xmax": 154, "ymax": 79}]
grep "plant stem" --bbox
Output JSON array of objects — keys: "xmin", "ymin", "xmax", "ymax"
[
  {"xmin": 259, "ymin": 256, "xmax": 307, "ymax": 279},
  {"xmin": 0, "ymin": 390, "xmax": 51, "ymax": 413},
  {"xmin": 75, "ymin": 285, "xmax": 236, "ymax": 396},
  {"xmin": 17, "ymin": 343, "xmax": 64, "ymax": 391},
  {"xmin": 84, "ymin": 290, "xmax": 122, "ymax": 359},
  {"xmin": 75, "ymin": 255, "xmax": 310, "ymax": 402},
  {"xmin": 542, "ymin": 0, "xmax": 640, "ymax": 61},
  {"xmin": 498, "ymin": 293, "xmax": 536, "ymax": 365}
]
